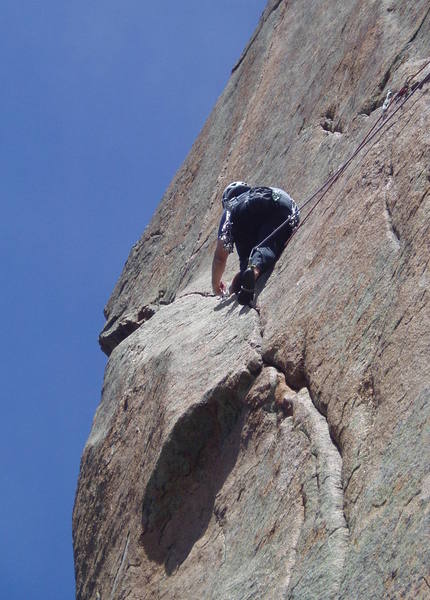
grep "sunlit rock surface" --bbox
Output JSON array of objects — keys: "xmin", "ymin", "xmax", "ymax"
[{"xmin": 74, "ymin": 1, "xmax": 430, "ymax": 598}]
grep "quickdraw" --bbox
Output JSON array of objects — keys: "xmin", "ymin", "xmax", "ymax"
[{"xmin": 382, "ymin": 89, "xmax": 392, "ymax": 113}]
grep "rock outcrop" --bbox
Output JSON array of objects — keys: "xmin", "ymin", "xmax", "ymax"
[{"xmin": 74, "ymin": 1, "xmax": 430, "ymax": 598}]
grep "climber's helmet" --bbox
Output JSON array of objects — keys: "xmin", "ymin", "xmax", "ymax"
[{"xmin": 222, "ymin": 181, "xmax": 251, "ymax": 209}]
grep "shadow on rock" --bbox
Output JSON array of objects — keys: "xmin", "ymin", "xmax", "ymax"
[
  {"xmin": 140, "ymin": 387, "xmax": 245, "ymax": 575},
  {"xmin": 213, "ymin": 295, "xmax": 236, "ymax": 311},
  {"xmin": 213, "ymin": 268, "xmax": 273, "ymax": 313}
]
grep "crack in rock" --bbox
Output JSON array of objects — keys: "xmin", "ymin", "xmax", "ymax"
[
  {"xmin": 178, "ymin": 290, "xmax": 216, "ymax": 300},
  {"xmin": 408, "ymin": 5, "xmax": 430, "ymax": 46},
  {"xmin": 384, "ymin": 194, "xmax": 401, "ymax": 247},
  {"xmin": 231, "ymin": 0, "xmax": 283, "ymax": 74},
  {"xmin": 110, "ymin": 532, "xmax": 130, "ymax": 600},
  {"xmin": 258, "ymin": 342, "xmax": 350, "ymax": 599},
  {"xmin": 286, "ymin": 388, "xmax": 350, "ymax": 599}
]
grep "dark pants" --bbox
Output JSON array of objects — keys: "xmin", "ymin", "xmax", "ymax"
[{"xmin": 232, "ymin": 190, "xmax": 296, "ymax": 273}]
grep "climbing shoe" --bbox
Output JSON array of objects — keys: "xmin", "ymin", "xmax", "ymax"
[
  {"xmin": 229, "ymin": 271, "xmax": 242, "ymax": 295},
  {"xmin": 237, "ymin": 267, "xmax": 255, "ymax": 305}
]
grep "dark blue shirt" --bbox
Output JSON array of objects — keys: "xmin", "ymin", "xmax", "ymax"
[{"xmin": 217, "ymin": 186, "xmax": 296, "ymax": 271}]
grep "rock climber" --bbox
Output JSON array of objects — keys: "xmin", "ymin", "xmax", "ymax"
[{"xmin": 212, "ymin": 181, "xmax": 299, "ymax": 305}]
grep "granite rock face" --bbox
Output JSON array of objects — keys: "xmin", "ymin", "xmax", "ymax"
[{"xmin": 74, "ymin": 1, "xmax": 430, "ymax": 598}]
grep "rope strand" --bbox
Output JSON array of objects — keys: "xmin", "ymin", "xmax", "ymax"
[{"xmin": 249, "ymin": 64, "xmax": 430, "ymax": 258}]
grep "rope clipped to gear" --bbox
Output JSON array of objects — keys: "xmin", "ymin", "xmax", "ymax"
[
  {"xmin": 382, "ymin": 89, "xmax": 393, "ymax": 113},
  {"xmin": 248, "ymin": 200, "xmax": 300, "ymax": 265}
]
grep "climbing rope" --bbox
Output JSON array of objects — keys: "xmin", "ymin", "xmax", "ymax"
[{"xmin": 249, "ymin": 60, "xmax": 430, "ymax": 260}]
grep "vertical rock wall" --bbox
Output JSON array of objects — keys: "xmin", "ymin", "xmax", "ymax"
[{"xmin": 74, "ymin": 1, "xmax": 430, "ymax": 598}]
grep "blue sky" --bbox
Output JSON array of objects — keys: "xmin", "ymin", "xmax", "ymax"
[{"xmin": 0, "ymin": 1, "xmax": 267, "ymax": 598}]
